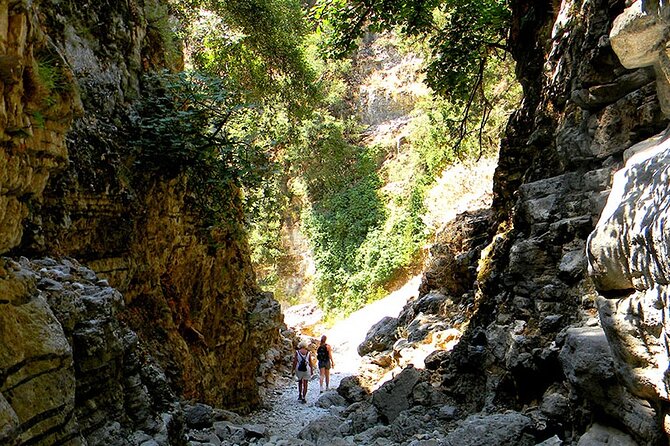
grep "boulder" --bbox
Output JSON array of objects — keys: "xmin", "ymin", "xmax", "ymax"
[
  {"xmin": 559, "ymin": 326, "xmax": 662, "ymax": 442},
  {"xmin": 577, "ymin": 423, "xmax": 637, "ymax": 446},
  {"xmin": 298, "ymin": 415, "xmax": 343, "ymax": 444},
  {"xmin": 184, "ymin": 403, "xmax": 214, "ymax": 429},
  {"xmin": 337, "ymin": 375, "xmax": 370, "ymax": 403},
  {"xmin": 372, "ymin": 366, "xmax": 422, "ymax": 422},
  {"xmin": 441, "ymin": 412, "xmax": 534, "ymax": 446},
  {"xmin": 342, "ymin": 401, "xmax": 380, "ymax": 435},
  {"xmin": 358, "ymin": 316, "xmax": 399, "ymax": 356},
  {"xmin": 316, "ymin": 391, "xmax": 348, "ymax": 409}
]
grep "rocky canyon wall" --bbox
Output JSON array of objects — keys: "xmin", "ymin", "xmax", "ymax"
[
  {"xmin": 352, "ymin": 0, "xmax": 670, "ymax": 444},
  {"xmin": 0, "ymin": 0, "xmax": 284, "ymax": 444},
  {"xmin": 424, "ymin": 0, "xmax": 670, "ymax": 443}
]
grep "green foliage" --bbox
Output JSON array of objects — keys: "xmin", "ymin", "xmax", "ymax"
[
  {"xmin": 408, "ymin": 57, "xmax": 520, "ymax": 175},
  {"xmin": 35, "ymin": 55, "xmax": 69, "ymax": 107},
  {"xmin": 134, "ymin": 70, "xmax": 271, "ymax": 224},
  {"xmin": 150, "ymin": 0, "xmax": 517, "ymax": 317},
  {"xmin": 424, "ymin": 0, "xmax": 510, "ymax": 101},
  {"xmin": 313, "ymin": 0, "xmax": 510, "ymax": 103},
  {"xmin": 173, "ymin": 0, "xmax": 317, "ymax": 109},
  {"xmin": 287, "ymin": 110, "xmax": 429, "ymax": 314},
  {"xmin": 144, "ymin": 0, "xmax": 183, "ymax": 68}
]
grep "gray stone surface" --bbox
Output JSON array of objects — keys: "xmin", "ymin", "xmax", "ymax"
[
  {"xmin": 371, "ymin": 366, "xmax": 421, "ymax": 422},
  {"xmin": 358, "ymin": 316, "xmax": 399, "ymax": 356},
  {"xmin": 441, "ymin": 412, "xmax": 534, "ymax": 446},
  {"xmin": 577, "ymin": 423, "xmax": 638, "ymax": 446}
]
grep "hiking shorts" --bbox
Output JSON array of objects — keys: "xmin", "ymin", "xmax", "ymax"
[
  {"xmin": 318, "ymin": 360, "xmax": 331, "ymax": 370},
  {"xmin": 295, "ymin": 370, "xmax": 310, "ymax": 381}
]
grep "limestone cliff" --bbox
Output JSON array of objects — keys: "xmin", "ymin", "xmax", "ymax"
[
  {"xmin": 416, "ymin": 0, "xmax": 670, "ymax": 442},
  {"xmin": 353, "ymin": 0, "xmax": 670, "ymax": 444},
  {"xmin": 0, "ymin": 0, "xmax": 284, "ymax": 444}
]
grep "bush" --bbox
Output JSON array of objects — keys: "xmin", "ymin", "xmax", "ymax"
[{"xmin": 134, "ymin": 70, "xmax": 270, "ymax": 225}]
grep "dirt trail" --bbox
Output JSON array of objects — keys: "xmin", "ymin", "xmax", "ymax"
[{"xmin": 243, "ymin": 275, "xmax": 421, "ymax": 439}]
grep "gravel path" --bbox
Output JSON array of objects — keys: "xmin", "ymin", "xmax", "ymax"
[
  {"xmin": 243, "ymin": 275, "xmax": 421, "ymax": 439},
  {"xmin": 243, "ymin": 371, "xmax": 349, "ymax": 439}
]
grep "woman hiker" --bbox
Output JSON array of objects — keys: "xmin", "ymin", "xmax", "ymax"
[
  {"xmin": 292, "ymin": 340, "xmax": 314, "ymax": 403},
  {"xmin": 317, "ymin": 335, "xmax": 335, "ymax": 392}
]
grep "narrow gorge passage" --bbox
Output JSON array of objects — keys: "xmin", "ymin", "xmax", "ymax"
[{"xmin": 242, "ymin": 276, "xmax": 420, "ymax": 439}]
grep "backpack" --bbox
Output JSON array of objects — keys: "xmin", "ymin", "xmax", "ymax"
[
  {"xmin": 297, "ymin": 351, "xmax": 308, "ymax": 372},
  {"xmin": 317, "ymin": 345, "xmax": 328, "ymax": 362}
]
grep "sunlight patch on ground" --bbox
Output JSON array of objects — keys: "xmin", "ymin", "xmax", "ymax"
[{"xmin": 324, "ymin": 274, "xmax": 422, "ymax": 374}]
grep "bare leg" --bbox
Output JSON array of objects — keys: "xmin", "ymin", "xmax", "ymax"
[
  {"xmin": 319, "ymin": 368, "xmax": 325, "ymax": 390},
  {"xmin": 325, "ymin": 368, "xmax": 330, "ymax": 389},
  {"xmin": 301, "ymin": 379, "xmax": 308, "ymax": 400}
]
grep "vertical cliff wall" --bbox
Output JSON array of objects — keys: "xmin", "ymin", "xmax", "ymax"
[
  {"xmin": 0, "ymin": 0, "xmax": 283, "ymax": 444},
  {"xmin": 405, "ymin": 0, "xmax": 670, "ymax": 443}
]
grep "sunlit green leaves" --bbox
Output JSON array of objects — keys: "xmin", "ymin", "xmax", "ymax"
[
  {"xmin": 313, "ymin": 0, "xmax": 510, "ymax": 103},
  {"xmin": 175, "ymin": 0, "xmax": 317, "ymax": 109}
]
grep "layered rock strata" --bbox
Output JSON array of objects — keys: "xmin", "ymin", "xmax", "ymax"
[
  {"xmin": 586, "ymin": 2, "xmax": 670, "ymax": 439},
  {"xmin": 0, "ymin": 2, "xmax": 285, "ymax": 445},
  {"xmin": 352, "ymin": 0, "xmax": 670, "ymax": 444},
  {"xmin": 0, "ymin": 257, "xmax": 179, "ymax": 445}
]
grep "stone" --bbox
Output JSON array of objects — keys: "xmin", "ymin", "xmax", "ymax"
[
  {"xmin": 535, "ymin": 435, "xmax": 562, "ymax": 446},
  {"xmin": 437, "ymin": 405, "xmax": 458, "ymax": 420},
  {"xmin": 298, "ymin": 415, "xmax": 343, "ymax": 444},
  {"xmin": 558, "ymin": 248, "xmax": 585, "ymax": 281},
  {"xmin": 610, "ymin": 1, "xmax": 668, "ymax": 69},
  {"xmin": 559, "ymin": 326, "xmax": 662, "ymax": 442},
  {"xmin": 212, "ymin": 409, "xmax": 243, "ymax": 424},
  {"xmin": 372, "ymin": 366, "xmax": 421, "ymax": 422},
  {"xmin": 184, "ymin": 404, "xmax": 214, "ymax": 429},
  {"xmin": 343, "ymin": 401, "xmax": 380, "ymax": 435},
  {"xmin": 423, "ymin": 350, "xmax": 449, "ymax": 370},
  {"xmin": 0, "ymin": 393, "xmax": 19, "ymax": 444},
  {"xmin": 586, "ymin": 119, "xmax": 670, "ymax": 441},
  {"xmin": 576, "ymin": 423, "xmax": 637, "ymax": 446},
  {"xmin": 540, "ymin": 391, "xmax": 570, "ymax": 419},
  {"xmin": 441, "ymin": 412, "xmax": 534, "ymax": 446},
  {"xmin": 337, "ymin": 376, "xmax": 369, "ymax": 403},
  {"xmin": 358, "ymin": 316, "xmax": 399, "ymax": 356},
  {"xmin": 316, "ymin": 391, "xmax": 348, "ymax": 409},
  {"xmin": 242, "ymin": 423, "xmax": 267, "ymax": 438},
  {"xmin": 213, "ymin": 421, "xmax": 244, "ymax": 440},
  {"xmin": 405, "ymin": 314, "xmax": 449, "ymax": 343}
]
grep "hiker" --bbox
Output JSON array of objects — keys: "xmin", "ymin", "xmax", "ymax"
[
  {"xmin": 292, "ymin": 340, "xmax": 314, "ymax": 403},
  {"xmin": 317, "ymin": 335, "xmax": 335, "ymax": 392}
]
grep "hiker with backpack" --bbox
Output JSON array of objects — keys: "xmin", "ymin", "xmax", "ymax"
[
  {"xmin": 292, "ymin": 340, "xmax": 314, "ymax": 403},
  {"xmin": 317, "ymin": 335, "xmax": 335, "ymax": 392}
]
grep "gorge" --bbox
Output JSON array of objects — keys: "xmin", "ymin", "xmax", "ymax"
[{"xmin": 2, "ymin": 0, "xmax": 670, "ymax": 445}]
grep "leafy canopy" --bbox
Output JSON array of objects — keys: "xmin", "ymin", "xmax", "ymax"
[
  {"xmin": 172, "ymin": 0, "xmax": 317, "ymax": 109},
  {"xmin": 134, "ymin": 70, "xmax": 270, "ymax": 225},
  {"xmin": 313, "ymin": 0, "xmax": 510, "ymax": 103}
]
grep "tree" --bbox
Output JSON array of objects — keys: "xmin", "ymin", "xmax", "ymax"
[{"xmin": 313, "ymin": 0, "xmax": 511, "ymax": 153}]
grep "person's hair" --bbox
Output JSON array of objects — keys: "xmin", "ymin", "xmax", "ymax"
[{"xmin": 320, "ymin": 335, "xmax": 327, "ymax": 344}]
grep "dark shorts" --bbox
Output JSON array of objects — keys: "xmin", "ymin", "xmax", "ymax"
[{"xmin": 318, "ymin": 360, "xmax": 331, "ymax": 370}]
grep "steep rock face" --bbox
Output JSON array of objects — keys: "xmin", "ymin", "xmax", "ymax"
[
  {"xmin": 389, "ymin": 0, "xmax": 669, "ymax": 443},
  {"xmin": 0, "ymin": 257, "xmax": 181, "ymax": 446},
  {"xmin": 0, "ymin": 0, "xmax": 79, "ymax": 253},
  {"xmin": 586, "ymin": 2, "xmax": 670, "ymax": 436},
  {"xmin": 0, "ymin": 0, "xmax": 282, "ymax": 423}
]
